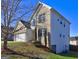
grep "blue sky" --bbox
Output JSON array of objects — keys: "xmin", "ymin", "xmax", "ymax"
[
  {"xmin": 40, "ymin": 0, "xmax": 78, "ymax": 37},
  {"xmin": 11, "ymin": 0, "xmax": 78, "ymax": 37}
]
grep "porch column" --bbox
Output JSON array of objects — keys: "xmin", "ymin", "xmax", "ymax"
[
  {"xmin": 41, "ymin": 29, "xmax": 45, "ymax": 46},
  {"xmin": 36, "ymin": 28, "xmax": 39, "ymax": 41}
]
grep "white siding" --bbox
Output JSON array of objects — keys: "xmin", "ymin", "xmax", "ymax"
[
  {"xmin": 26, "ymin": 29, "xmax": 34, "ymax": 42},
  {"xmin": 14, "ymin": 29, "xmax": 33, "ymax": 42},
  {"xmin": 70, "ymin": 40, "xmax": 78, "ymax": 45},
  {"xmin": 50, "ymin": 11, "xmax": 70, "ymax": 53}
]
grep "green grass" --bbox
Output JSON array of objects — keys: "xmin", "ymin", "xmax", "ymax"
[
  {"xmin": 47, "ymin": 53, "xmax": 77, "ymax": 59},
  {"xmin": 1, "ymin": 41, "xmax": 78, "ymax": 59}
]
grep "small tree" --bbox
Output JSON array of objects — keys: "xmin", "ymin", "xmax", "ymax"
[{"xmin": 1, "ymin": 0, "xmax": 39, "ymax": 49}]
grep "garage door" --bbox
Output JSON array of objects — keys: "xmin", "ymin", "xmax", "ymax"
[{"xmin": 15, "ymin": 33, "xmax": 26, "ymax": 42}]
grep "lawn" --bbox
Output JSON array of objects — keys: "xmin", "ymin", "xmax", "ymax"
[{"xmin": 1, "ymin": 41, "xmax": 78, "ymax": 59}]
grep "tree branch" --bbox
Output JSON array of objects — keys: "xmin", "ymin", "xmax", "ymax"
[{"xmin": 10, "ymin": 8, "xmax": 35, "ymax": 23}]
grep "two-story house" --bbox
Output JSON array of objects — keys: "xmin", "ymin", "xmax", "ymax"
[
  {"xmin": 14, "ymin": 2, "xmax": 70, "ymax": 53},
  {"xmin": 30, "ymin": 2, "xmax": 70, "ymax": 53}
]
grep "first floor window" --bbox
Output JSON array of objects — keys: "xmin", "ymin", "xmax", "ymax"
[{"xmin": 38, "ymin": 28, "xmax": 47, "ymax": 37}]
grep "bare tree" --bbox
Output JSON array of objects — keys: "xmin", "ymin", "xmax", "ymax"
[{"xmin": 1, "ymin": 0, "xmax": 39, "ymax": 49}]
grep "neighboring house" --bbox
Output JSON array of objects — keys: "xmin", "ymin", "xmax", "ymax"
[
  {"xmin": 1, "ymin": 26, "xmax": 14, "ymax": 41},
  {"xmin": 69, "ymin": 36, "xmax": 78, "ymax": 51},
  {"xmin": 14, "ymin": 20, "xmax": 34, "ymax": 42},
  {"xmin": 70, "ymin": 37, "xmax": 78, "ymax": 46},
  {"xmin": 30, "ymin": 2, "xmax": 70, "ymax": 53},
  {"xmin": 14, "ymin": 2, "xmax": 70, "ymax": 53}
]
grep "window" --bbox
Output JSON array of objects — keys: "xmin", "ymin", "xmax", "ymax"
[
  {"xmin": 51, "ymin": 45, "xmax": 56, "ymax": 53},
  {"xmin": 38, "ymin": 29, "xmax": 42, "ymax": 37},
  {"xmin": 64, "ymin": 24, "xmax": 65, "ymax": 27},
  {"xmin": 38, "ymin": 13, "xmax": 45, "ymax": 23},
  {"xmin": 42, "ymin": 28, "xmax": 47, "ymax": 36},
  {"xmin": 63, "ymin": 35, "xmax": 65, "ymax": 38},
  {"xmin": 57, "ymin": 19, "xmax": 59, "ymax": 21},
  {"xmin": 68, "ymin": 34, "xmax": 69, "ymax": 37},
  {"xmin": 31, "ymin": 19, "xmax": 35, "ymax": 26},
  {"xmin": 60, "ymin": 34, "xmax": 62, "ymax": 37},
  {"xmin": 60, "ymin": 21, "xmax": 62, "ymax": 24},
  {"xmin": 38, "ymin": 28, "xmax": 47, "ymax": 37}
]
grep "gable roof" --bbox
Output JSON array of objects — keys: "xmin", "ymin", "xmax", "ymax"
[
  {"xmin": 20, "ymin": 20, "xmax": 31, "ymax": 29},
  {"xmin": 29, "ymin": 2, "xmax": 42, "ymax": 22},
  {"xmin": 30, "ymin": 2, "xmax": 70, "ymax": 24}
]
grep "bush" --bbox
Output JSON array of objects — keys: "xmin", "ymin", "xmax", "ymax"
[{"xmin": 69, "ymin": 45, "xmax": 78, "ymax": 51}]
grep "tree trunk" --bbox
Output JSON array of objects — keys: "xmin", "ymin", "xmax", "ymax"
[{"xmin": 3, "ymin": 36, "xmax": 7, "ymax": 49}]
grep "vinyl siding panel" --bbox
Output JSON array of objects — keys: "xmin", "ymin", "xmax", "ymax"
[{"xmin": 50, "ymin": 10, "xmax": 70, "ymax": 53}]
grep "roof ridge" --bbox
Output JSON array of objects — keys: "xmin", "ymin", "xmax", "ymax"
[
  {"xmin": 38, "ymin": 1, "xmax": 52, "ymax": 9},
  {"xmin": 20, "ymin": 20, "xmax": 31, "ymax": 29}
]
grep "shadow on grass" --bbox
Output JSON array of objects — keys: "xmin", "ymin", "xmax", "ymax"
[
  {"xmin": 2, "ymin": 48, "xmax": 43, "ymax": 59},
  {"xmin": 33, "ymin": 42, "xmax": 78, "ymax": 58},
  {"xmin": 56, "ymin": 51, "xmax": 78, "ymax": 58},
  {"xmin": 33, "ymin": 42, "xmax": 50, "ymax": 52}
]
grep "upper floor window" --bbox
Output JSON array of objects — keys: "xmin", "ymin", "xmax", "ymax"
[
  {"xmin": 57, "ymin": 19, "xmax": 66, "ymax": 28},
  {"xmin": 64, "ymin": 24, "xmax": 65, "ymax": 27},
  {"xmin": 60, "ymin": 34, "xmax": 62, "ymax": 38},
  {"xmin": 63, "ymin": 35, "xmax": 65, "ymax": 38},
  {"xmin": 60, "ymin": 21, "xmax": 62, "ymax": 24},
  {"xmin": 68, "ymin": 34, "xmax": 69, "ymax": 37},
  {"xmin": 57, "ymin": 19, "xmax": 59, "ymax": 21},
  {"xmin": 38, "ymin": 13, "xmax": 45, "ymax": 23}
]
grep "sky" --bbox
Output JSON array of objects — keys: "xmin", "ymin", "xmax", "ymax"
[{"xmin": 22, "ymin": 0, "xmax": 78, "ymax": 37}]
